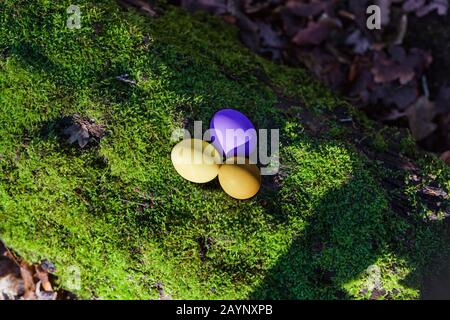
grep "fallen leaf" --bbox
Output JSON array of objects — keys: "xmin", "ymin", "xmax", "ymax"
[
  {"xmin": 416, "ymin": 0, "xmax": 449, "ymax": 16},
  {"xmin": 19, "ymin": 262, "xmax": 36, "ymax": 300},
  {"xmin": 35, "ymin": 281, "xmax": 57, "ymax": 300},
  {"xmin": 284, "ymin": 0, "xmax": 327, "ymax": 17},
  {"xmin": 405, "ymin": 96, "xmax": 438, "ymax": 140},
  {"xmin": 154, "ymin": 281, "xmax": 172, "ymax": 300},
  {"xmin": 375, "ymin": 0, "xmax": 392, "ymax": 26},
  {"xmin": 346, "ymin": 29, "xmax": 371, "ymax": 54},
  {"xmin": 403, "ymin": 0, "xmax": 427, "ymax": 12},
  {"xmin": 0, "ymin": 257, "xmax": 24, "ymax": 300},
  {"xmin": 297, "ymin": 48, "xmax": 345, "ymax": 89},
  {"xmin": 181, "ymin": 0, "xmax": 228, "ymax": 15},
  {"xmin": 59, "ymin": 114, "xmax": 106, "ymax": 148},
  {"xmin": 243, "ymin": 0, "xmax": 276, "ymax": 14},
  {"xmin": 292, "ymin": 18, "xmax": 339, "ymax": 46},
  {"xmin": 383, "ymin": 81, "xmax": 419, "ymax": 110},
  {"xmin": 36, "ymin": 265, "xmax": 52, "ymax": 292},
  {"xmin": 257, "ymin": 21, "xmax": 284, "ymax": 48},
  {"xmin": 119, "ymin": 0, "xmax": 158, "ymax": 16},
  {"xmin": 381, "ymin": 108, "xmax": 407, "ymax": 121},
  {"xmin": 372, "ymin": 51, "xmax": 415, "ymax": 85},
  {"xmin": 371, "ymin": 47, "xmax": 431, "ymax": 86},
  {"xmin": 64, "ymin": 124, "xmax": 90, "ymax": 148},
  {"xmin": 348, "ymin": 0, "xmax": 371, "ymax": 29},
  {"xmin": 403, "ymin": 0, "xmax": 448, "ymax": 16},
  {"xmin": 435, "ymin": 86, "xmax": 450, "ymax": 114},
  {"xmin": 257, "ymin": 21, "xmax": 284, "ymax": 60},
  {"xmin": 40, "ymin": 259, "xmax": 56, "ymax": 273},
  {"xmin": 237, "ymin": 16, "xmax": 260, "ymax": 53}
]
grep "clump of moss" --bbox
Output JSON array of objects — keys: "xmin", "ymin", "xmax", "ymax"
[{"xmin": 0, "ymin": 0, "xmax": 449, "ymax": 299}]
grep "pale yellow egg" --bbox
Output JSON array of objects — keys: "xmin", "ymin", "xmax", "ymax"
[
  {"xmin": 171, "ymin": 139, "xmax": 222, "ymax": 183},
  {"xmin": 218, "ymin": 157, "xmax": 261, "ymax": 200}
]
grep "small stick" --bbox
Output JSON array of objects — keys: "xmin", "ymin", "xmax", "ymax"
[
  {"xmin": 338, "ymin": 10, "xmax": 355, "ymax": 20},
  {"xmin": 119, "ymin": 198, "xmax": 149, "ymax": 207},
  {"xmin": 394, "ymin": 14, "xmax": 408, "ymax": 45},
  {"xmin": 422, "ymin": 76, "xmax": 430, "ymax": 98}
]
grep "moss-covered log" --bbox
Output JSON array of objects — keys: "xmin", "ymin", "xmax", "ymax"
[{"xmin": 0, "ymin": 0, "xmax": 449, "ymax": 299}]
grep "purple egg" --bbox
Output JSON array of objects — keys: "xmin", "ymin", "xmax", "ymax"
[{"xmin": 210, "ymin": 109, "xmax": 257, "ymax": 158}]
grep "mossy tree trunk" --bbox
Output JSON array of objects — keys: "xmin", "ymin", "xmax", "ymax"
[{"xmin": 0, "ymin": 0, "xmax": 449, "ymax": 299}]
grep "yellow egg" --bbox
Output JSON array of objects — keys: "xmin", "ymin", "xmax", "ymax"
[
  {"xmin": 218, "ymin": 157, "xmax": 261, "ymax": 200},
  {"xmin": 171, "ymin": 139, "xmax": 222, "ymax": 183}
]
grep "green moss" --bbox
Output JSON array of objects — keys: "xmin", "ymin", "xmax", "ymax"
[
  {"xmin": 0, "ymin": 0, "xmax": 449, "ymax": 299},
  {"xmin": 399, "ymin": 134, "xmax": 418, "ymax": 158},
  {"xmin": 260, "ymin": 61, "xmax": 344, "ymax": 111},
  {"xmin": 372, "ymin": 129, "xmax": 389, "ymax": 152}
]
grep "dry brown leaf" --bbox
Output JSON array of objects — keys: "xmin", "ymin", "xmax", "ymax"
[
  {"xmin": 346, "ymin": 29, "xmax": 371, "ymax": 54},
  {"xmin": 292, "ymin": 18, "xmax": 340, "ymax": 46},
  {"xmin": 19, "ymin": 262, "xmax": 36, "ymax": 300},
  {"xmin": 0, "ymin": 257, "xmax": 24, "ymax": 300},
  {"xmin": 119, "ymin": 0, "xmax": 158, "ymax": 16},
  {"xmin": 35, "ymin": 282, "xmax": 57, "ymax": 300},
  {"xmin": 285, "ymin": 0, "xmax": 327, "ymax": 17},
  {"xmin": 180, "ymin": 0, "xmax": 227, "ymax": 15},
  {"xmin": 64, "ymin": 123, "xmax": 90, "ymax": 148},
  {"xmin": 59, "ymin": 114, "xmax": 106, "ymax": 148},
  {"xmin": 36, "ymin": 265, "xmax": 52, "ymax": 292},
  {"xmin": 406, "ymin": 96, "xmax": 438, "ymax": 141},
  {"xmin": 372, "ymin": 58, "xmax": 415, "ymax": 85},
  {"xmin": 440, "ymin": 151, "xmax": 450, "ymax": 167}
]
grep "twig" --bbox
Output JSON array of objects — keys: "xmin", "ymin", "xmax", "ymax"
[
  {"xmin": 393, "ymin": 14, "xmax": 408, "ymax": 45},
  {"xmin": 422, "ymin": 75, "xmax": 430, "ymax": 98},
  {"xmin": 3, "ymin": 245, "xmax": 21, "ymax": 268},
  {"xmin": 338, "ymin": 10, "xmax": 355, "ymax": 21},
  {"xmin": 119, "ymin": 198, "xmax": 149, "ymax": 208},
  {"xmin": 116, "ymin": 74, "xmax": 137, "ymax": 85}
]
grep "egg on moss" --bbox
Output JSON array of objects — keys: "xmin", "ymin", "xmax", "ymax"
[
  {"xmin": 171, "ymin": 139, "xmax": 222, "ymax": 183},
  {"xmin": 218, "ymin": 157, "xmax": 261, "ymax": 200}
]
